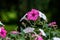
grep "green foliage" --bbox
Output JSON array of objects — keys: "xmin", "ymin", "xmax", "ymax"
[{"xmin": 4, "ymin": 25, "xmax": 17, "ymax": 32}]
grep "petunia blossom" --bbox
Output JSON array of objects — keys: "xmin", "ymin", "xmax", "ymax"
[
  {"xmin": 10, "ymin": 31, "xmax": 19, "ymax": 34},
  {"xmin": 52, "ymin": 22, "xmax": 56, "ymax": 25},
  {"xmin": 23, "ymin": 27, "xmax": 35, "ymax": 33},
  {"xmin": 53, "ymin": 37, "xmax": 60, "ymax": 40},
  {"xmin": 20, "ymin": 14, "xmax": 27, "ymax": 21},
  {"xmin": 48, "ymin": 22, "xmax": 57, "ymax": 27},
  {"xmin": 0, "ymin": 27, "xmax": 4, "ymax": 32},
  {"xmin": 31, "ymin": 32, "xmax": 43, "ymax": 40},
  {"xmin": 39, "ymin": 11, "xmax": 47, "ymax": 22},
  {"xmin": 35, "ymin": 36, "xmax": 43, "ymax": 40},
  {"xmin": 0, "ymin": 28, "xmax": 7, "ymax": 38},
  {"xmin": 26, "ymin": 9, "xmax": 39, "ymax": 21},
  {"xmin": 20, "ymin": 9, "xmax": 47, "ymax": 21},
  {"xmin": 39, "ymin": 29, "xmax": 46, "ymax": 37},
  {"xmin": 0, "ymin": 21, "xmax": 5, "ymax": 26}
]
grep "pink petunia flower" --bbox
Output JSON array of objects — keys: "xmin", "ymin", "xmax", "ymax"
[
  {"xmin": 31, "ymin": 32, "xmax": 43, "ymax": 40},
  {"xmin": 26, "ymin": 9, "xmax": 39, "ymax": 21},
  {"xmin": 48, "ymin": 22, "xmax": 57, "ymax": 26},
  {"xmin": 10, "ymin": 31, "xmax": 19, "ymax": 34},
  {"xmin": 32, "ymin": 34, "xmax": 35, "ymax": 37},
  {"xmin": 0, "ymin": 27, "xmax": 4, "ymax": 29},
  {"xmin": 35, "ymin": 36, "xmax": 43, "ymax": 40},
  {"xmin": 0, "ymin": 28, "xmax": 7, "ymax": 38},
  {"xmin": 51, "ymin": 22, "xmax": 56, "ymax": 25}
]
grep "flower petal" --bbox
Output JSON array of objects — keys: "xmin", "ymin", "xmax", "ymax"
[
  {"xmin": 0, "ymin": 21, "xmax": 5, "ymax": 26},
  {"xmin": 39, "ymin": 29, "xmax": 46, "ymax": 37},
  {"xmin": 53, "ymin": 37, "xmax": 60, "ymax": 40},
  {"xmin": 39, "ymin": 11, "xmax": 47, "ymax": 22},
  {"xmin": 23, "ymin": 27, "xmax": 35, "ymax": 33},
  {"xmin": 20, "ymin": 13, "xmax": 27, "ymax": 21}
]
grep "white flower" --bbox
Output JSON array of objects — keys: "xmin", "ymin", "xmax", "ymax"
[
  {"xmin": 20, "ymin": 14, "xmax": 27, "ymax": 21},
  {"xmin": 53, "ymin": 37, "xmax": 60, "ymax": 40},
  {"xmin": 39, "ymin": 29, "xmax": 46, "ymax": 37},
  {"xmin": 39, "ymin": 11, "xmax": 47, "ymax": 22},
  {"xmin": 23, "ymin": 27, "xmax": 35, "ymax": 33},
  {"xmin": 0, "ymin": 21, "xmax": 5, "ymax": 26}
]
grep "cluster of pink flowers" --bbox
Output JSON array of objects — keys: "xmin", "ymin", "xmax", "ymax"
[{"xmin": 0, "ymin": 9, "xmax": 59, "ymax": 40}]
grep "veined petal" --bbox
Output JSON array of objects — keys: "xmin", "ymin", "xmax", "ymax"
[
  {"xmin": 39, "ymin": 29, "xmax": 46, "ymax": 37},
  {"xmin": 20, "ymin": 14, "xmax": 27, "ymax": 21},
  {"xmin": 53, "ymin": 37, "xmax": 60, "ymax": 40},
  {"xmin": 39, "ymin": 11, "xmax": 47, "ymax": 22},
  {"xmin": 0, "ymin": 21, "xmax": 5, "ymax": 26},
  {"xmin": 23, "ymin": 27, "xmax": 35, "ymax": 33},
  {"xmin": 0, "ymin": 28, "xmax": 1, "ymax": 32}
]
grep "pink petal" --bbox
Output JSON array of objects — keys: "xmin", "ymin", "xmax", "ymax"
[
  {"xmin": 0, "ymin": 29, "xmax": 7, "ymax": 38},
  {"xmin": 35, "ymin": 36, "xmax": 43, "ymax": 40}
]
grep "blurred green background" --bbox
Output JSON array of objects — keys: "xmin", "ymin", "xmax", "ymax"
[{"xmin": 0, "ymin": 0, "xmax": 60, "ymax": 32}]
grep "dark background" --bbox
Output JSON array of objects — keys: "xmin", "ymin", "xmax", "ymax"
[{"xmin": 0, "ymin": 0, "xmax": 60, "ymax": 31}]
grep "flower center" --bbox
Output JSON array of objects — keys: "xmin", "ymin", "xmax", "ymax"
[
  {"xmin": 32, "ymin": 13, "xmax": 35, "ymax": 16},
  {"xmin": 1, "ymin": 31, "xmax": 4, "ymax": 34}
]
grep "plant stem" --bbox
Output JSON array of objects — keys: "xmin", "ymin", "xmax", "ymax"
[
  {"xmin": 27, "ymin": 21, "xmax": 33, "ymax": 27},
  {"xmin": 49, "ymin": 29, "xmax": 51, "ymax": 40},
  {"xmin": 29, "ymin": 33, "xmax": 31, "ymax": 40},
  {"xmin": 43, "ymin": 21, "xmax": 45, "ymax": 28}
]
